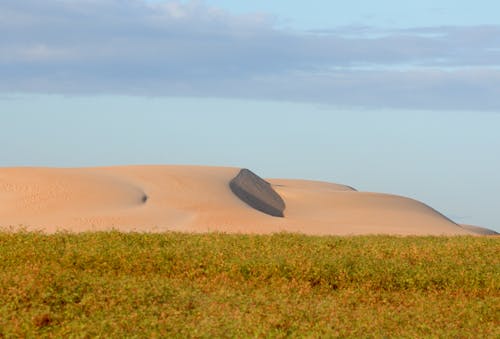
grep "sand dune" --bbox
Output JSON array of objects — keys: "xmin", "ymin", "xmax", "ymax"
[{"xmin": 0, "ymin": 165, "xmax": 494, "ymax": 235}]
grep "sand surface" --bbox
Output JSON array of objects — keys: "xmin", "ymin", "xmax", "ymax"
[{"xmin": 0, "ymin": 165, "xmax": 489, "ymax": 235}]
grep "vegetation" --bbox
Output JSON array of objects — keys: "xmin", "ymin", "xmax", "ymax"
[{"xmin": 0, "ymin": 231, "xmax": 498, "ymax": 337}]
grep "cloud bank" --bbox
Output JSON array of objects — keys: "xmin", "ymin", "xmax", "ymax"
[{"xmin": 1, "ymin": 0, "xmax": 500, "ymax": 110}]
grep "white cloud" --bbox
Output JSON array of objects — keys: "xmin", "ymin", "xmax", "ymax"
[{"xmin": 1, "ymin": 0, "xmax": 499, "ymax": 110}]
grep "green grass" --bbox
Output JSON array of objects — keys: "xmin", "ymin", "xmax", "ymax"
[{"xmin": 0, "ymin": 232, "xmax": 498, "ymax": 337}]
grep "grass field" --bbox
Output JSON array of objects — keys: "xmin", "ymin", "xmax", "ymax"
[{"xmin": 0, "ymin": 231, "xmax": 498, "ymax": 337}]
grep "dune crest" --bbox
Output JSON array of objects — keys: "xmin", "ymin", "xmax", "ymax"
[{"xmin": 0, "ymin": 165, "xmax": 494, "ymax": 235}]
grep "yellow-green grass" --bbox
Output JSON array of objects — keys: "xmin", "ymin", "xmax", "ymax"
[{"xmin": 0, "ymin": 232, "xmax": 498, "ymax": 337}]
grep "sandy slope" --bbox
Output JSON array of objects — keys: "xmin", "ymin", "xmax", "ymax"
[{"xmin": 0, "ymin": 165, "xmax": 484, "ymax": 235}]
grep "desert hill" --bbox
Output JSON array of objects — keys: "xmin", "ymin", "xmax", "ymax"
[{"xmin": 0, "ymin": 165, "xmax": 495, "ymax": 235}]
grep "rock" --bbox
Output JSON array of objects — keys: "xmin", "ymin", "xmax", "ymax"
[{"xmin": 230, "ymin": 169, "xmax": 286, "ymax": 217}]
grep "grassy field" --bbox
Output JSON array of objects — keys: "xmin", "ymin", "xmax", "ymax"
[{"xmin": 0, "ymin": 232, "xmax": 498, "ymax": 337}]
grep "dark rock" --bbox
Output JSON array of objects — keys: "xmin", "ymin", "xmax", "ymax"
[{"xmin": 230, "ymin": 169, "xmax": 286, "ymax": 217}]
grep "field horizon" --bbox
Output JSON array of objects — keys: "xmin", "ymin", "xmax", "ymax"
[{"xmin": 1, "ymin": 231, "xmax": 498, "ymax": 337}]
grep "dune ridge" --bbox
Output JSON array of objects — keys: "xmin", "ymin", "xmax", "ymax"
[{"xmin": 0, "ymin": 165, "xmax": 495, "ymax": 235}]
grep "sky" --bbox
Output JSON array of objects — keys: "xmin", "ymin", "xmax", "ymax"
[{"xmin": 1, "ymin": 0, "xmax": 499, "ymax": 231}]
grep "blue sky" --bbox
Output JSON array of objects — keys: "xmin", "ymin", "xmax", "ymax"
[
  {"xmin": 202, "ymin": 0, "xmax": 500, "ymax": 29},
  {"xmin": 1, "ymin": 0, "xmax": 499, "ymax": 231}
]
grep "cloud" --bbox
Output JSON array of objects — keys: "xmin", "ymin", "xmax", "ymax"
[{"xmin": 1, "ymin": 0, "xmax": 500, "ymax": 111}]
